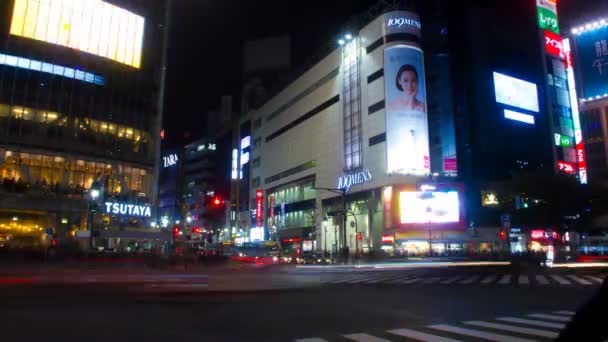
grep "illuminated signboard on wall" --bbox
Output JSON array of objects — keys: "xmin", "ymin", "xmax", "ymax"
[
  {"xmin": 337, "ymin": 169, "xmax": 372, "ymax": 193},
  {"xmin": 537, "ymin": 0, "xmax": 559, "ymax": 34},
  {"xmin": 255, "ymin": 189, "xmax": 263, "ymax": 227},
  {"xmin": 564, "ymin": 38, "xmax": 588, "ymax": 183},
  {"xmin": 163, "ymin": 154, "xmax": 178, "ymax": 168},
  {"xmin": 10, "ymin": 0, "xmax": 145, "ymax": 68},
  {"xmin": 493, "ymin": 72, "xmax": 540, "ymax": 112},
  {"xmin": 504, "ymin": 109, "xmax": 535, "ymax": 125},
  {"xmin": 544, "ymin": 30, "xmax": 564, "ymax": 58},
  {"xmin": 557, "ymin": 160, "xmax": 577, "ymax": 174},
  {"xmin": 104, "ymin": 202, "xmax": 151, "ymax": 217},
  {"xmin": 572, "ymin": 23, "xmax": 608, "ymax": 100},
  {"xmin": 399, "ymin": 191, "xmax": 460, "ymax": 224}
]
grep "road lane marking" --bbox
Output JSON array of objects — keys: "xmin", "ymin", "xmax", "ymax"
[
  {"xmin": 360, "ymin": 276, "xmax": 389, "ymax": 284},
  {"xmin": 585, "ymin": 275, "xmax": 604, "ymax": 284},
  {"xmin": 535, "ymin": 275, "xmax": 549, "ymax": 285},
  {"xmin": 388, "ymin": 328, "xmax": 463, "ymax": 342},
  {"xmin": 428, "ymin": 324, "xmax": 536, "ymax": 342},
  {"xmin": 549, "ymin": 275, "xmax": 571, "ymax": 285},
  {"xmin": 481, "ymin": 275, "xmax": 497, "ymax": 284},
  {"xmin": 498, "ymin": 275, "xmax": 511, "ymax": 285},
  {"xmin": 465, "ymin": 321, "xmax": 558, "ymax": 338},
  {"xmin": 458, "ymin": 276, "xmax": 479, "ymax": 284},
  {"xmin": 528, "ymin": 314, "xmax": 571, "ymax": 322},
  {"xmin": 567, "ymin": 275, "xmax": 592, "ymax": 285},
  {"xmin": 518, "ymin": 275, "xmax": 530, "ymax": 285},
  {"xmin": 497, "ymin": 317, "xmax": 565, "ymax": 329},
  {"xmin": 553, "ymin": 311, "xmax": 575, "ymax": 316},
  {"xmin": 440, "ymin": 276, "xmax": 462, "ymax": 284},
  {"xmin": 343, "ymin": 333, "xmax": 392, "ymax": 342},
  {"xmin": 296, "ymin": 338, "xmax": 329, "ymax": 342}
]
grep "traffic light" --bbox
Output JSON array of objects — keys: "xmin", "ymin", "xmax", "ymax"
[
  {"xmin": 173, "ymin": 226, "xmax": 180, "ymax": 239},
  {"xmin": 192, "ymin": 227, "xmax": 201, "ymax": 234},
  {"xmin": 356, "ymin": 232, "xmax": 363, "ymax": 241},
  {"xmin": 499, "ymin": 229, "xmax": 506, "ymax": 241},
  {"xmin": 214, "ymin": 197, "xmax": 221, "ymax": 206}
]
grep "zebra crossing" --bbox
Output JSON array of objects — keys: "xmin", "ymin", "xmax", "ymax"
[
  {"xmin": 324, "ymin": 271, "xmax": 606, "ymax": 287},
  {"xmin": 295, "ymin": 310, "xmax": 575, "ymax": 341}
]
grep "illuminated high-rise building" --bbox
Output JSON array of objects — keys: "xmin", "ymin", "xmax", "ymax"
[{"xmin": 0, "ymin": 0, "xmax": 169, "ymax": 250}]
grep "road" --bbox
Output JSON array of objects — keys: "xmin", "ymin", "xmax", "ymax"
[{"xmin": 0, "ymin": 265, "xmax": 602, "ymax": 341}]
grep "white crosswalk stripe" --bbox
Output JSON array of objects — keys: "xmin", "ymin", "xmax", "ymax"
[
  {"xmin": 535, "ymin": 275, "xmax": 549, "ymax": 285},
  {"xmin": 458, "ymin": 276, "xmax": 479, "ymax": 284},
  {"xmin": 528, "ymin": 313, "xmax": 572, "ymax": 322},
  {"xmin": 399, "ymin": 277, "xmax": 421, "ymax": 284},
  {"xmin": 553, "ymin": 310, "xmax": 575, "ymax": 316},
  {"xmin": 497, "ymin": 317, "xmax": 565, "ymax": 329},
  {"xmin": 585, "ymin": 275, "xmax": 604, "ymax": 284},
  {"xmin": 387, "ymin": 275, "xmax": 414, "ymax": 284},
  {"xmin": 422, "ymin": 277, "xmax": 442, "ymax": 284},
  {"xmin": 567, "ymin": 275, "xmax": 592, "ymax": 285},
  {"xmin": 343, "ymin": 333, "xmax": 391, "ymax": 342},
  {"xmin": 388, "ymin": 328, "xmax": 463, "ymax": 342},
  {"xmin": 464, "ymin": 320, "xmax": 558, "ymax": 338},
  {"xmin": 428, "ymin": 324, "xmax": 537, "ymax": 342},
  {"xmin": 295, "ymin": 309, "xmax": 577, "ymax": 342},
  {"xmin": 481, "ymin": 275, "xmax": 497, "ymax": 284},
  {"xmin": 440, "ymin": 276, "xmax": 462, "ymax": 284},
  {"xmin": 498, "ymin": 275, "xmax": 511, "ymax": 285},
  {"xmin": 518, "ymin": 275, "xmax": 530, "ymax": 285},
  {"xmin": 550, "ymin": 275, "xmax": 572, "ymax": 285}
]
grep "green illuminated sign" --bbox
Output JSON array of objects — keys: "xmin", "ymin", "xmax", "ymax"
[
  {"xmin": 537, "ymin": 7, "xmax": 559, "ymax": 34},
  {"xmin": 554, "ymin": 133, "xmax": 561, "ymax": 146},
  {"xmin": 560, "ymin": 135, "xmax": 571, "ymax": 147}
]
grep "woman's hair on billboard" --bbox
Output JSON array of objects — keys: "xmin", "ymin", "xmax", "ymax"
[{"xmin": 395, "ymin": 64, "xmax": 418, "ymax": 91}]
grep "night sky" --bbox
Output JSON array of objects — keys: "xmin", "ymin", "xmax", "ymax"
[{"xmin": 163, "ymin": 0, "xmax": 605, "ymax": 148}]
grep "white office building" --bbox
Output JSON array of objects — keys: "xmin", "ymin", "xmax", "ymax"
[{"xmin": 237, "ymin": 10, "xmax": 494, "ymax": 257}]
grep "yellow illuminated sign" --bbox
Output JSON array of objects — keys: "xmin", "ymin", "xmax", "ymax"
[{"xmin": 10, "ymin": 0, "xmax": 144, "ymax": 68}]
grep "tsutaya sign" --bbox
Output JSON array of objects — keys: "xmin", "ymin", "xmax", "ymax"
[
  {"xmin": 104, "ymin": 202, "xmax": 152, "ymax": 217},
  {"xmin": 337, "ymin": 169, "xmax": 372, "ymax": 192}
]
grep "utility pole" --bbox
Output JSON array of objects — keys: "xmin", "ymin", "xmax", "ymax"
[{"xmin": 314, "ymin": 187, "xmax": 347, "ymax": 262}]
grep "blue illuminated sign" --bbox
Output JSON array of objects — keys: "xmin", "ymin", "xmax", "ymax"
[
  {"xmin": 574, "ymin": 25, "xmax": 608, "ymax": 99},
  {"xmin": 0, "ymin": 52, "xmax": 105, "ymax": 86}
]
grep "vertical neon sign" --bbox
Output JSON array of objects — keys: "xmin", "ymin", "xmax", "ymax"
[{"xmin": 563, "ymin": 38, "xmax": 588, "ymax": 184}]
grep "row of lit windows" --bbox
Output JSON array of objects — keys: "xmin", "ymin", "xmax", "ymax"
[
  {"xmin": 0, "ymin": 149, "xmax": 149, "ymax": 194},
  {"xmin": 267, "ymin": 179, "xmax": 316, "ymax": 207},
  {"xmin": 0, "ymin": 53, "xmax": 104, "ymax": 85},
  {"xmin": 0, "ymin": 103, "xmax": 150, "ymax": 143}
]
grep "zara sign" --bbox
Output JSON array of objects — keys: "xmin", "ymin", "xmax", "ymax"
[
  {"xmin": 163, "ymin": 154, "xmax": 178, "ymax": 168},
  {"xmin": 104, "ymin": 202, "xmax": 152, "ymax": 217},
  {"xmin": 337, "ymin": 169, "xmax": 372, "ymax": 193}
]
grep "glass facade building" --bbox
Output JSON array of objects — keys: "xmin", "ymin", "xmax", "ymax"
[{"xmin": 0, "ymin": 0, "xmax": 168, "ymax": 249}]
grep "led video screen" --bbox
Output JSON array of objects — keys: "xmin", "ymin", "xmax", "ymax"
[
  {"xmin": 10, "ymin": 0, "xmax": 144, "ymax": 68},
  {"xmin": 399, "ymin": 191, "xmax": 460, "ymax": 224}
]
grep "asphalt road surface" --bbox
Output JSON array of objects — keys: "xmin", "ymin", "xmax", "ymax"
[{"xmin": 0, "ymin": 277, "xmax": 598, "ymax": 342}]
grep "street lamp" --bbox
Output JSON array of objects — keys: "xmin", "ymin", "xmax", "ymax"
[{"xmin": 88, "ymin": 181, "xmax": 101, "ymax": 250}]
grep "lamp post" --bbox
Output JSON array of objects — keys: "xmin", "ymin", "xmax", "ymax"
[
  {"xmin": 314, "ymin": 187, "xmax": 347, "ymax": 262},
  {"xmin": 88, "ymin": 183, "xmax": 101, "ymax": 251}
]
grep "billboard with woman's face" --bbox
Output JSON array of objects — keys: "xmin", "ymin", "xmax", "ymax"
[{"xmin": 384, "ymin": 45, "xmax": 430, "ymax": 175}]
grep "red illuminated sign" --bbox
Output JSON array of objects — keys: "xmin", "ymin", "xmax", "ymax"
[
  {"xmin": 256, "ymin": 189, "xmax": 263, "ymax": 227},
  {"xmin": 357, "ymin": 232, "xmax": 363, "ymax": 241},
  {"xmin": 544, "ymin": 30, "xmax": 564, "ymax": 58},
  {"xmin": 269, "ymin": 195, "xmax": 275, "ymax": 225},
  {"xmin": 382, "ymin": 235, "xmax": 394, "ymax": 244},
  {"xmin": 557, "ymin": 160, "xmax": 576, "ymax": 174},
  {"xmin": 531, "ymin": 230, "xmax": 544, "ymax": 239}
]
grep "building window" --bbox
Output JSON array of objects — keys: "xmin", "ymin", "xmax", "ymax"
[
  {"xmin": 342, "ymin": 38, "xmax": 362, "ymax": 171},
  {"xmin": 252, "ymin": 177, "xmax": 260, "ymax": 187},
  {"xmin": 253, "ymin": 118, "xmax": 262, "ymax": 129},
  {"xmin": 253, "ymin": 157, "xmax": 261, "ymax": 169}
]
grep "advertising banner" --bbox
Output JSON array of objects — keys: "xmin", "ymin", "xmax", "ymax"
[
  {"xmin": 384, "ymin": 45, "xmax": 430, "ymax": 175},
  {"xmin": 574, "ymin": 26, "xmax": 608, "ymax": 99}
]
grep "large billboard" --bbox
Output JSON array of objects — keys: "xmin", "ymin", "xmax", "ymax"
[
  {"xmin": 493, "ymin": 72, "xmax": 540, "ymax": 112},
  {"xmin": 573, "ymin": 25, "xmax": 608, "ymax": 100},
  {"xmin": 399, "ymin": 191, "xmax": 460, "ymax": 224},
  {"xmin": 384, "ymin": 45, "xmax": 430, "ymax": 175},
  {"xmin": 10, "ymin": 0, "xmax": 144, "ymax": 68}
]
